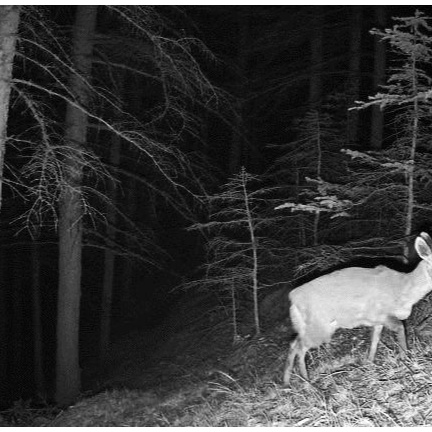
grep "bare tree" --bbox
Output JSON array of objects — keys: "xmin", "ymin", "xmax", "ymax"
[
  {"xmin": 55, "ymin": 5, "xmax": 97, "ymax": 406},
  {"xmin": 189, "ymin": 168, "xmax": 275, "ymax": 337},
  {"xmin": 31, "ymin": 242, "xmax": 45, "ymax": 398},
  {"xmin": 0, "ymin": 6, "xmax": 20, "ymax": 211},
  {"xmin": 3, "ymin": 5, "xmax": 226, "ymax": 405},
  {"xmin": 100, "ymin": 131, "xmax": 121, "ymax": 362}
]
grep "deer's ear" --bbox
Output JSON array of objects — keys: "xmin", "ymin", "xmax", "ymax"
[
  {"xmin": 415, "ymin": 235, "xmax": 432, "ymax": 260},
  {"xmin": 420, "ymin": 232, "xmax": 432, "ymax": 244}
]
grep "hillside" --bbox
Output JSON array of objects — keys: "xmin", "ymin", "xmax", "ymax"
[{"xmin": 3, "ymin": 290, "xmax": 432, "ymax": 426}]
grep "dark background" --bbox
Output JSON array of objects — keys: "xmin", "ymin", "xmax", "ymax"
[{"xmin": 1, "ymin": 5, "xmax": 431, "ymax": 408}]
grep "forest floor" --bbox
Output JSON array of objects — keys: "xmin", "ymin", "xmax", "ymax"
[{"xmin": 4, "ymin": 291, "xmax": 432, "ymax": 426}]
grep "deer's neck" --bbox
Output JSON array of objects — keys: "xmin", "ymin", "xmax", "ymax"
[{"xmin": 403, "ymin": 260, "xmax": 432, "ymax": 306}]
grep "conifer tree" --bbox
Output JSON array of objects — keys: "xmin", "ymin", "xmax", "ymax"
[
  {"xmin": 189, "ymin": 168, "xmax": 276, "ymax": 338},
  {"xmin": 349, "ymin": 10, "xmax": 432, "ymax": 249}
]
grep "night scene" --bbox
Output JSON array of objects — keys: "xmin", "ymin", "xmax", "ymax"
[{"xmin": 2, "ymin": 4, "xmax": 432, "ymax": 427}]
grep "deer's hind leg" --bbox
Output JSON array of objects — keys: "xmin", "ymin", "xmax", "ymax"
[
  {"xmin": 283, "ymin": 337, "xmax": 308, "ymax": 385},
  {"xmin": 386, "ymin": 316, "xmax": 407, "ymax": 358}
]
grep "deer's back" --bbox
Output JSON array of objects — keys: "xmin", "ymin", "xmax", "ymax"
[{"xmin": 289, "ymin": 265, "xmax": 407, "ymax": 334}]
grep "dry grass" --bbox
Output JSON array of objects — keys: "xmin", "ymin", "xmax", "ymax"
[
  {"xmin": 169, "ymin": 336, "xmax": 432, "ymax": 427},
  {"xmin": 5, "ymin": 302, "xmax": 432, "ymax": 427},
  {"xmin": 11, "ymin": 325, "xmax": 431, "ymax": 427}
]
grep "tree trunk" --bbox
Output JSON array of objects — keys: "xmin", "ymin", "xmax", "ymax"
[
  {"xmin": 405, "ymin": 52, "xmax": 420, "ymax": 243},
  {"xmin": 309, "ymin": 7, "xmax": 323, "ymax": 108},
  {"xmin": 241, "ymin": 169, "xmax": 260, "ymax": 335},
  {"xmin": 313, "ymin": 111, "xmax": 322, "ymax": 246},
  {"xmin": 31, "ymin": 242, "xmax": 45, "ymax": 398},
  {"xmin": 100, "ymin": 134, "xmax": 121, "ymax": 362},
  {"xmin": 120, "ymin": 76, "xmax": 142, "ymax": 318},
  {"xmin": 122, "ymin": 175, "xmax": 137, "ymax": 316},
  {"xmin": 229, "ymin": 6, "xmax": 249, "ymax": 174},
  {"xmin": 347, "ymin": 6, "xmax": 362, "ymax": 145},
  {"xmin": 0, "ymin": 247, "xmax": 7, "ymax": 404},
  {"xmin": 55, "ymin": 5, "xmax": 97, "ymax": 406},
  {"xmin": 309, "ymin": 9, "xmax": 323, "ymax": 245},
  {"xmin": 370, "ymin": 6, "xmax": 386, "ymax": 150},
  {"xmin": 0, "ymin": 6, "xmax": 20, "ymax": 212},
  {"xmin": 230, "ymin": 281, "xmax": 238, "ymax": 342},
  {"xmin": 11, "ymin": 249, "xmax": 23, "ymax": 397}
]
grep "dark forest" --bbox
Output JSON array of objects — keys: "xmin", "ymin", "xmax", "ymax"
[{"xmin": 2, "ymin": 5, "xmax": 432, "ymax": 426}]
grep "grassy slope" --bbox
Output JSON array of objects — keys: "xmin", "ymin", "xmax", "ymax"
[{"xmin": 4, "ymin": 291, "xmax": 432, "ymax": 426}]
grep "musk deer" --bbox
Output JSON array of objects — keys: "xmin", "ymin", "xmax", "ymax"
[{"xmin": 283, "ymin": 232, "xmax": 432, "ymax": 385}]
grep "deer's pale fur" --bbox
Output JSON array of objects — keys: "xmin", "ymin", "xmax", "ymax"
[{"xmin": 283, "ymin": 232, "xmax": 432, "ymax": 385}]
